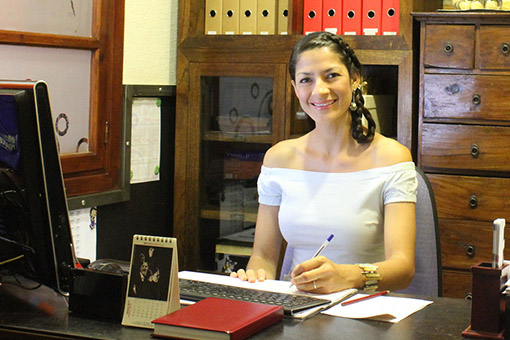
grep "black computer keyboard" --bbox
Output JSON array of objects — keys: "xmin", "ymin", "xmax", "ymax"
[{"xmin": 179, "ymin": 278, "xmax": 330, "ymax": 315}]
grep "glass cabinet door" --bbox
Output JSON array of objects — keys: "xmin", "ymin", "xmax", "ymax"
[{"xmin": 188, "ymin": 63, "xmax": 287, "ymax": 271}]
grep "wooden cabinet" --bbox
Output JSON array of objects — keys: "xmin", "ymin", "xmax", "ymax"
[
  {"xmin": 175, "ymin": 1, "xmax": 443, "ymax": 272},
  {"xmin": 413, "ymin": 12, "xmax": 510, "ymax": 299}
]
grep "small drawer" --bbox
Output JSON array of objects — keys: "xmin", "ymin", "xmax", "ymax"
[
  {"xmin": 439, "ymin": 218, "xmax": 510, "ymax": 270},
  {"xmin": 442, "ymin": 270, "xmax": 472, "ymax": 299},
  {"xmin": 427, "ymin": 174, "xmax": 510, "ymax": 222},
  {"xmin": 421, "ymin": 123, "xmax": 510, "ymax": 172},
  {"xmin": 423, "ymin": 74, "xmax": 510, "ymax": 121},
  {"xmin": 479, "ymin": 26, "xmax": 510, "ymax": 70},
  {"xmin": 423, "ymin": 24, "xmax": 475, "ymax": 69}
]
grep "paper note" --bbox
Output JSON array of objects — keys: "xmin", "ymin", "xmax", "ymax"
[
  {"xmin": 130, "ymin": 97, "xmax": 161, "ymax": 184},
  {"xmin": 69, "ymin": 207, "xmax": 97, "ymax": 262},
  {"xmin": 322, "ymin": 293, "xmax": 433, "ymax": 323}
]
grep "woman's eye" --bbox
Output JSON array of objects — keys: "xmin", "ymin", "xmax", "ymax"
[
  {"xmin": 328, "ymin": 73, "xmax": 340, "ymax": 79},
  {"xmin": 299, "ymin": 78, "xmax": 311, "ymax": 84}
]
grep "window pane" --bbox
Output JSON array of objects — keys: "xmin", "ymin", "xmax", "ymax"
[
  {"xmin": 0, "ymin": 0, "xmax": 93, "ymax": 37},
  {"xmin": 0, "ymin": 44, "xmax": 91, "ymax": 154}
]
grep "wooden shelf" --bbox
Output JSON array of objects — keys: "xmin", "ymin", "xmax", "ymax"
[
  {"xmin": 203, "ymin": 131, "xmax": 273, "ymax": 144},
  {"xmin": 200, "ymin": 205, "xmax": 258, "ymax": 223},
  {"xmin": 179, "ymin": 35, "xmax": 413, "ymax": 63}
]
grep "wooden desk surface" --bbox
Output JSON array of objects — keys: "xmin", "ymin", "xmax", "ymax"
[{"xmin": 0, "ymin": 281, "xmax": 472, "ymax": 340}]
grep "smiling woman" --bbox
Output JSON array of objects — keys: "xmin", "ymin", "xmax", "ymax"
[
  {"xmin": 231, "ymin": 32, "xmax": 417, "ymax": 296},
  {"xmin": 0, "ymin": 0, "xmax": 126, "ymax": 207},
  {"xmin": 289, "ymin": 32, "xmax": 376, "ymax": 145}
]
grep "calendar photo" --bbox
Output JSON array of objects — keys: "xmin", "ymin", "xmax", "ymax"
[{"xmin": 122, "ymin": 235, "xmax": 179, "ymax": 329}]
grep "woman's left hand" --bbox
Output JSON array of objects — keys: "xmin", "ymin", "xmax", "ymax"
[{"xmin": 290, "ymin": 256, "xmax": 360, "ymax": 294}]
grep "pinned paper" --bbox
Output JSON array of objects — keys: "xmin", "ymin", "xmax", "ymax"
[{"xmin": 130, "ymin": 97, "xmax": 161, "ymax": 184}]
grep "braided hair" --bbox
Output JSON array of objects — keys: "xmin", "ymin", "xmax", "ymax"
[{"xmin": 289, "ymin": 32, "xmax": 376, "ymax": 144}]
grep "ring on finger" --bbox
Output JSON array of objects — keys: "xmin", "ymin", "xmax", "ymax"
[{"xmin": 313, "ymin": 281, "xmax": 317, "ymax": 289}]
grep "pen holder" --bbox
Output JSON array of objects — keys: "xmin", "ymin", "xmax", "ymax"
[{"xmin": 462, "ymin": 262, "xmax": 507, "ymax": 339}]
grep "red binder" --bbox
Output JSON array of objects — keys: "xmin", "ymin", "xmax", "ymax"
[
  {"xmin": 323, "ymin": 0, "xmax": 342, "ymax": 34},
  {"xmin": 303, "ymin": 0, "xmax": 323, "ymax": 34},
  {"xmin": 362, "ymin": 0, "xmax": 381, "ymax": 35},
  {"xmin": 342, "ymin": 0, "xmax": 361, "ymax": 35},
  {"xmin": 381, "ymin": 0, "xmax": 399, "ymax": 35}
]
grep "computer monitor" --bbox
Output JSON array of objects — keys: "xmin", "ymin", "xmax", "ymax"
[{"xmin": 0, "ymin": 80, "xmax": 77, "ymax": 295}]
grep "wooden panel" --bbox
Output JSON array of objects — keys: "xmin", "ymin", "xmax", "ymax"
[
  {"xmin": 423, "ymin": 24, "xmax": 475, "ymax": 69},
  {"xmin": 439, "ymin": 218, "xmax": 510, "ymax": 270},
  {"xmin": 421, "ymin": 124, "xmax": 510, "ymax": 172},
  {"xmin": 428, "ymin": 174, "xmax": 510, "ymax": 222},
  {"xmin": 479, "ymin": 26, "xmax": 510, "ymax": 70},
  {"xmin": 442, "ymin": 269, "xmax": 472, "ymax": 299},
  {"xmin": 423, "ymin": 74, "xmax": 510, "ymax": 121}
]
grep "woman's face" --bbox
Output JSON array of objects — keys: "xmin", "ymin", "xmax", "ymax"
[
  {"xmin": 140, "ymin": 261, "xmax": 149, "ymax": 275},
  {"xmin": 291, "ymin": 47, "xmax": 359, "ymax": 126}
]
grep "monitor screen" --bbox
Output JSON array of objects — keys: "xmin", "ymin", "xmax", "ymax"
[{"xmin": 0, "ymin": 80, "xmax": 77, "ymax": 295}]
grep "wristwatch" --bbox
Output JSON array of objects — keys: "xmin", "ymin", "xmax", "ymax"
[{"xmin": 358, "ymin": 263, "xmax": 381, "ymax": 291}]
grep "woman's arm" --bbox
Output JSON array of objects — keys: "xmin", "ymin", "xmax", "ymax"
[
  {"xmin": 230, "ymin": 203, "xmax": 283, "ymax": 282},
  {"xmin": 373, "ymin": 201, "xmax": 416, "ymax": 290}
]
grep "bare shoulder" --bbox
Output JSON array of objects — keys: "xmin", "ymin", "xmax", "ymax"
[
  {"xmin": 370, "ymin": 134, "xmax": 412, "ymax": 166},
  {"xmin": 263, "ymin": 136, "xmax": 305, "ymax": 168}
]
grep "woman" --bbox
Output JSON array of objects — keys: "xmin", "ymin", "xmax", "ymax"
[{"xmin": 231, "ymin": 32, "xmax": 417, "ymax": 294}]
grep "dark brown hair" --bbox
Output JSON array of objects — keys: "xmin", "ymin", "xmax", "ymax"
[{"xmin": 289, "ymin": 32, "xmax": 375, "ymax": 144}]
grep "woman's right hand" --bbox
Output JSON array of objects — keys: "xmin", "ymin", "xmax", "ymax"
[{"xmin": 230, "ymin": 268, "xmax": 267, "ymax": 283}]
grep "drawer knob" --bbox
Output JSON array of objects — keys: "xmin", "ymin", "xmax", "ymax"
[
  {"xmin": 465, "ymin": 244, "xmax": 476, "ymax": 257},
  {"xmin": 465, "ymin": 293, "xmax": 473, "ymax": 301},
  {"xmin": 502, "ymin": 42, "xmax": 510, "ymax": 55},
  {"xmin": 469, "ymin": 195, "xmax": 478, "ymax": 208},
  {"xmin": 444, "ymin": 42, "xmax": 454, "ymax": 54},
  {"xmin": 472, "ymin": 94, "xmax": 481, "ymax": 106},
  {"xmin": 445, "ymin": 83, "xmax": 460, "ymax": 95},
  {"xmin": 470, "ymin": 144, "xmax": 479, "ymax": 158}
]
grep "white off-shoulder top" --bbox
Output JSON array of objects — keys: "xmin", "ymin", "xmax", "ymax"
[{"xmin": 257, "ymin": 161, "xmax": 417, "ymax": 270}]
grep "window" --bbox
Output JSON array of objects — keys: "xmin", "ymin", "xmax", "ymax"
[{"xmin": 0, "ymin": 0, "xmax": 126, "ymax": 206}]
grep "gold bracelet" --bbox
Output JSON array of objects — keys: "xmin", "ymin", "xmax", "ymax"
[{"xmin": 358, "ymin": 263, "xmax": 381, "ymax": 291}]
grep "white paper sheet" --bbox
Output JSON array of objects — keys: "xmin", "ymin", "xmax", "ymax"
[
  {"xmin": 130, "ymin": 97, "xmax": 161, "ymax": 184},
  {"xmin": 322, "ymin": 293, "xmax": 433, "ymax": 323},
  {"xmin": 178, "ymin": 271, "xmax": 358, "ymax": 319},
  {"xmin": 69, "ymin": 207, "xmax": 97, "ymax": 262}
]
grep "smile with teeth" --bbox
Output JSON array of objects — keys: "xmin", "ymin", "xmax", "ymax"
[{"xmin": 312, "ymin": 99, "xmax": 336, "ymax": 107}]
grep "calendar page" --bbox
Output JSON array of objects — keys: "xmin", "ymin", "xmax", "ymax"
[{"xmin": 121, "ymin": 235, "xmax": 179, "ymax": 329}]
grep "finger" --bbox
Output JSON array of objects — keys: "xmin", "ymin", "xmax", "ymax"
[
  {"xmin": 246, "ymin": 269, "xmax": 257, "ymax": 283},
  {"xmin": 257, "ymin": 269, "xmax": 265, "ymax": 282},
  {"xmin": 229, "ymin": 272, "xmax": 238, "ymax": 278},
  {"xmin": 292, "ymin": 268, "xmax": 319, "ymax": 287},
  {"xmin": 237, "ymin": 269, "xmax": 248, "ymax": 281},
  {"xmin": 291, "ymin": 257, "xmax": 323, "ymax": 278},
  {"xmin": 295, "ymin": 279, "xmax": 317, "ymax": 292}
]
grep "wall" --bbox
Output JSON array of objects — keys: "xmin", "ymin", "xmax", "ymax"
[
  {"xmin": 123, "ymin": 0, "xmax": 178, "ymax": 85},
  {"xmin": 96, "ymin": 1, "xmax": 178, "ymax": 261}
]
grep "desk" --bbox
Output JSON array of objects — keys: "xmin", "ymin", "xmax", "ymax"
[{"xmin": 0, "ymin": 281, "xmax": 472, "ymax": 340}]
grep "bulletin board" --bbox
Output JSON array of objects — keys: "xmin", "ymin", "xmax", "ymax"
[{"xmin": 96, "ymin": 85, "xmax": 176, "ymax": 261}]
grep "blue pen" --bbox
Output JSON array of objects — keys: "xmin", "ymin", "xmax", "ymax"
[
  {"xmin": 313, "ymin": 234, "xmax": 334, "ymax": 258},
  {"xmin": 289, "ymin": 234, "xmax": 335, "ymax": 287}
]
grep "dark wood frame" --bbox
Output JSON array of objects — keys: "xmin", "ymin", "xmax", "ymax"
[{"xmin": 0, "ymin": 0, "xmax": 125, "ymax": 203}]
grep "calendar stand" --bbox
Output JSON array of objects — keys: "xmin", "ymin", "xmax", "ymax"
[{"xmin": 121, "ymin": 235, "xmax": 179, "ymax": 329}]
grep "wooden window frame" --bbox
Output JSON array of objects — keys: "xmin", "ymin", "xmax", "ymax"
[{"xmin": 0, "ymin": 0, "xmax": 126, "ymax": 208}]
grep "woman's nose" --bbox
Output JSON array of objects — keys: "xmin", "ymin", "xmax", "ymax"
[{"xmin": 312, "ymin": 78, "xmax": 329, "ymax": 95}]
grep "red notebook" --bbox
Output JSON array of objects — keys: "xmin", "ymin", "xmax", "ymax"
[{"xmin": 151, "ymin": 297, "xmax": 284, "ymax": 340}]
